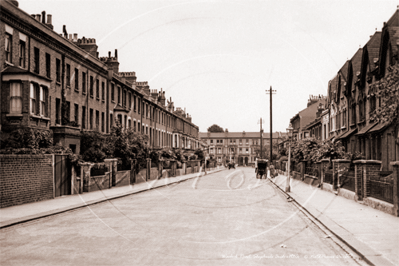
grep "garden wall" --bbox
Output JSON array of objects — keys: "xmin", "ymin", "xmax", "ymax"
[{"xmin": 0, "ymin": 154, "xmax": 54, "ymax": 208}]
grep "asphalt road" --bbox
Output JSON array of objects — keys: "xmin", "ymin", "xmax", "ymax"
[{"xmin": 1, "ymin": 167, "xmax": 360, "ymax": 266}]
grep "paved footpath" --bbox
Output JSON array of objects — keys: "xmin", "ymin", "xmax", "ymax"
[
  {"xmin": 0, "ymin": 167, "xmax": 224, "ymax": 229},
  {"xmin": 271, "ymin": 174, "xmax": 399, "ymax": 266}
]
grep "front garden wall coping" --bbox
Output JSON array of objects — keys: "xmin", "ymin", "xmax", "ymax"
[{"xmin": 353, "ymin": 160, "xmax": 382, "ymax": 165}]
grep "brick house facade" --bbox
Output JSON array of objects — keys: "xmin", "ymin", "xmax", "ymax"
[
  {"xmin": 1, "ymin": 0, "xmax": 200, "ymax": 153},
  {"xmin": 289, "ymin": 8, "xmax": 399, "ymax": 171}
]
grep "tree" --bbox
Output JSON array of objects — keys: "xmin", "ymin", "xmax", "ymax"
[{"xmin": 207, "ymin": 124, "xmax": 224, "ymax": 132}]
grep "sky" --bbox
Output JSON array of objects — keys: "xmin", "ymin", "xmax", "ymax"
[{"xmin": 17, "ymin": 0, "xmax": 398, "ymax": 133}]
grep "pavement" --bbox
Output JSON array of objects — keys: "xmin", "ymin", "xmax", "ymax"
[
  {"xmin": 271, "ymin": 173, "xmax": 399, "ymax": 266},
  {"xmin": 0, "ymin": 167, "xmax": 224, "ymax": 229},
  {"xmin": 1, "ymin": 167, "xmax": 398, "ymax": 266}
]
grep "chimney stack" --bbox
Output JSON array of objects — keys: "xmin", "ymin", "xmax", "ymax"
[
  {"xmin": 115, "ymin": 49, "xmax": 118, "ymax": 59},
  {"xmin": 41, "ymin": 11, "xmax": 46, "ymax": 23}
]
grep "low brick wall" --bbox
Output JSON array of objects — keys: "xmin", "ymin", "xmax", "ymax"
[{"xmin": 0, "ymin": 154, "xmax": 54, "ymax": 208}]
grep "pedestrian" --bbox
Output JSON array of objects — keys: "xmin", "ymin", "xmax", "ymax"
[{"xmin": 270, "ymin": 164, "xmax": 275, "ymax": 178}]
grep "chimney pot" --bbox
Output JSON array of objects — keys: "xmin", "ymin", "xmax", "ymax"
[
  {"xmin": 41, "ymin": 11, "xmax": 46, "ymax": 23},
  {"xmin": 36, "ymin": 14, "xmax": 41, "ymax": 22},
  {"xmin": 73, "ymin": 33, "xmax": 78, "ymax": 42},
  {"xmin": 108, "ymin": 51, "xmax": 111, "ymax": 58},
  {"xmin": 47, "ymin": 14, "xmax": 52, "ymax": 25},
  {"xmin": 115, "ymin": 49, "xmax": 118, "ymax": 59}
]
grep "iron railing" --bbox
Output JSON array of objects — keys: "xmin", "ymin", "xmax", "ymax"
[
  {"xmin": 368, "ymin": 179, "xmax": 393, "ymax": 204},
  {"xmin": 324, "ymin": 170, "xmax": 333, "ymax": 184},
  {"xmin": 91, "ymin": 164, "xmax": 108, "ymax": 176},
  {"xmin": 340, "ymin": 170, "xmax": 356, "ymax": 192}
]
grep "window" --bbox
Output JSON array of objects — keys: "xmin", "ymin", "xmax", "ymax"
[
  {"xmin": 102, "ymin": 112, "xmax": 105, "ymax": 132},
  {"xmin": 134, "ymin": 121, "xmax": 136, "ymax": 132},
  {"xmin": 66, "ymin": 64, "xmax": 71, "ymax": 87},
  {"xmin": 90, "ymin": 76, "xmax": 94, "ymax": 97},
  {"xmin": 56, "ymin": 58, "xmax": 61, "ymax": 83},
  {"xmin": 19, "ymin": 40, "xmax": 26, "ymax": 67},
  {"xmin": 110, "ymin": 113, "xmax": 113, "ymax": 128},
  {"xmin": 138, "ymin": 98, "xmax": 141, "ymax": 113},
  {"xmin": 82, "ymin": 72, "xmax": 86, "ymax": 94},
  {"xmin": 138, "ymin": 122, "xmax": 141, "ymax": 132},
  {"xmin": 246, "ymin": 148, "xmax": 249, "ymax": 153},
  {"xmin": 82, "ymin": 106, "xmax": 86, "ymax": 129},
  {"xmin": 102, "ymin": 82, "xmax": 105, "ymax": 101},
  {"xmin": 111, "ymin": 83, "xmax": 115, "ymax": 101},
  {"xmin": 342, "ymin": 110, "xmax": 347, "ymax": 128},
  {"xmin": 123, "ymin": 90, "xmax": 126, "ymax": 107},
  {"xmin": 45, "ymin": 53, "xmax": 51, "ymax": 78},
  {"xmin": 40, "ymin": 87, "xmax": 48, "ymax": 117},
  {"xmin": 65, "ymin": 101, "xmax": 70, "ymax": 122},
  {"xmin": 370, "ymin": 96, "xmax": 376, "ymax": 114},
  {"xmin": 210, "ymin": 140, "xmax": 213, "ymax": 143},
  {"xmin": 56, "ymin": 98, "xmax": 61, "ymax": 124},
  {"xmin": 74, "ymin": 104, "xmax": 79, "ymax": 123},
  {"xmin": 9, "ymin": 83, "xmax": 22, "ymax": 114},
  {"xmin": 5, "ymin": 33, "xmax": 12, "ymax": 63},
  {"xmin": 96, "ymin": 79, "xmax": 99, "ymax": 100},
  {"xmin": 89, "ymin": 109, "xmax": 93, "ymax": 129},
  {"xmin": 128, "ymin": 92, "xmax": 131, "ymax": 109},
  {"xmin": 33, "ymin": 47, "xmax": 40, "ymax": 74},
  {"xmin": 117, "ymin": 86, "xmax": 121, "ymax": 104},
  {"xmin": 74, "ymin": 68, "xmax": 79, "ymax": 91},
  {"xmin": 128, "ymin": 119, "xmax": 131, "ymax": 129},
  {"xmin": 96, "ymin": 110, "xmax": 99, "ymax": 130},
  {"xmin": 133, "ymin": 95, "xmax": 137, "ymax": 112},
  {"xmin": 30, "ymin": 83, "xmax": 38, "ymax": 114},
  {"xmin": 351, "ymin": 104, "xmax": 356, "ymax": 125},
  {"xmin": 118, "ymin": 114, "xmax": 122, "ymax": 125}
]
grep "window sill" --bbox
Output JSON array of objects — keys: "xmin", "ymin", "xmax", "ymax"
[
  {"xmin": 102, "ymin": 100, "xmax": 105, "ymax": 103},
  {"xmin": 56, "ymin": 81, "xmax": 61, "ymax": 86},
  {"xmin": 90, "ymin": 95, "xmax": 94, "ymax": 98},
  {"xmin": 66, "ymin": 85, "xmax": 71, "ymax": 89},
  {"xmin": 6, "ymin": 113, "xmax": 23, "ymax": 118},
  {"xmin": 30, "ymin": 114, "xmax": 50, "ymax": 121},
  {"xmin": 111, "ymin": 100, "xmax": 115, "ymax": 103},
  {"xmin": 82, "ymin": 92, "xmax": 86, "ymax": 95},
  {"xmin": 96, "ymin": 97, "xmax": 100, "ymax": 101}
]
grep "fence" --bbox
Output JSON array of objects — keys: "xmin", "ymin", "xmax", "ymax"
[
  {"xmin": 117, "ymin": 159, "xmax": 131, "ymax": 171},
  {"xmin": 340, "ymin": 166, "xmax": 356, "ymax": 192},
  {"xmin": 368, "ymin": 174, "xmax": 394, "ymax": 204},
  {"xmin": 91, "ymin": 163, "xmax": 108, "ymax": 176}
]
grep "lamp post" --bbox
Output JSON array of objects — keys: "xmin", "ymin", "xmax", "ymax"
[{"xmin": 285, "ymin": 123, "xmax": 293, "ymax": 192}]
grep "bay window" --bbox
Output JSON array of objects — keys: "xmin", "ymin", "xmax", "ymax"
[{"xmin": 9, "ymin": 83, "xmax": 22, "ymax": 114}]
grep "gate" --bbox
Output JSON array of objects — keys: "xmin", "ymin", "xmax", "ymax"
[{"xmin": 54, "ymin": 155, "xmax": 71, "ymax": 197}]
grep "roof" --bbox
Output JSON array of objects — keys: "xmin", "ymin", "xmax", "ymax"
[
  {"xmin": 355, "ymin": 122, "xmax": 378, "ymax": 136},
  {"xmin": 366, "ymin": 32, "xmax": 382, "ymax": 73},
  {"xmin": 351, "ymin": 48, "xmax": 363, "ymax": 84},
  {"xmin": 304, "ymin": 117, "xmax": 321, "ymax": 130},
  {"xmin": 199, "ymin": 132, "xmax": 286, "ymax": 139},
  {"xmin": 336, "ymin": 128, "xmax": 357, "ymax": 140},
  {"xmin": 367, "ymin": 121, "xmax": 391, "ymax": 134}
]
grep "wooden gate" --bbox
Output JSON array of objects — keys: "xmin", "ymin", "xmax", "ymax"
[{"xmin": 54, "ymin": 155, "xmax": 71, "ymax": 197}]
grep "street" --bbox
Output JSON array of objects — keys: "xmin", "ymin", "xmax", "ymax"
[{"xmin": 1, "ymin": 168, "xmax": 359, "ymax": 266}]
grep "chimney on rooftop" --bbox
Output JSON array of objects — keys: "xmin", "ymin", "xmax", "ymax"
[{"xmin": 41, "ymin": 11, "xmax": 46, "ymax": 23}]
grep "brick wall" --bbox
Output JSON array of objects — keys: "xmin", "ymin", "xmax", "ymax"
[{"xmin": 0, "ymin": 154, "xmax": 54, "ymax": 208}]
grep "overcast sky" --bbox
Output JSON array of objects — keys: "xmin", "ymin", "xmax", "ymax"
[{"xmin": 17, "ymin": 0, "xmax": 398, "ymax": 133}]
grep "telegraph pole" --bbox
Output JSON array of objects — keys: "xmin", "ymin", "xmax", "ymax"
[
  {"xmin": 266, "ymin": 86, "xmax": 276, "ymax": 165},
  {"xmin": 258, "ymin": 118, "xmax": 264, "ymax": 159}
]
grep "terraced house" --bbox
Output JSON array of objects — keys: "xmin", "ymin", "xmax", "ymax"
[
  {"xmin": 299, "ymin": 8, "xmax": 399, "ymax": 171},
  {"xmin": 0, "ymin": 0, "xmax": 200, "ymax": 153}
]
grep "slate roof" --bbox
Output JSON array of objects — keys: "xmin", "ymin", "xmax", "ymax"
[
  {"xmin": 366, "ymin": 32, "xmax": 382, "ymax": 73},
  {"xmin": 351, "ymin": 48, "xmax": 363, "ymax": 81}
]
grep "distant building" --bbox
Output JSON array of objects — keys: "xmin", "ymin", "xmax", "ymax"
[{"xmin": 199, "ymin": 131, "xmax": 286, "ymax": 166}]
